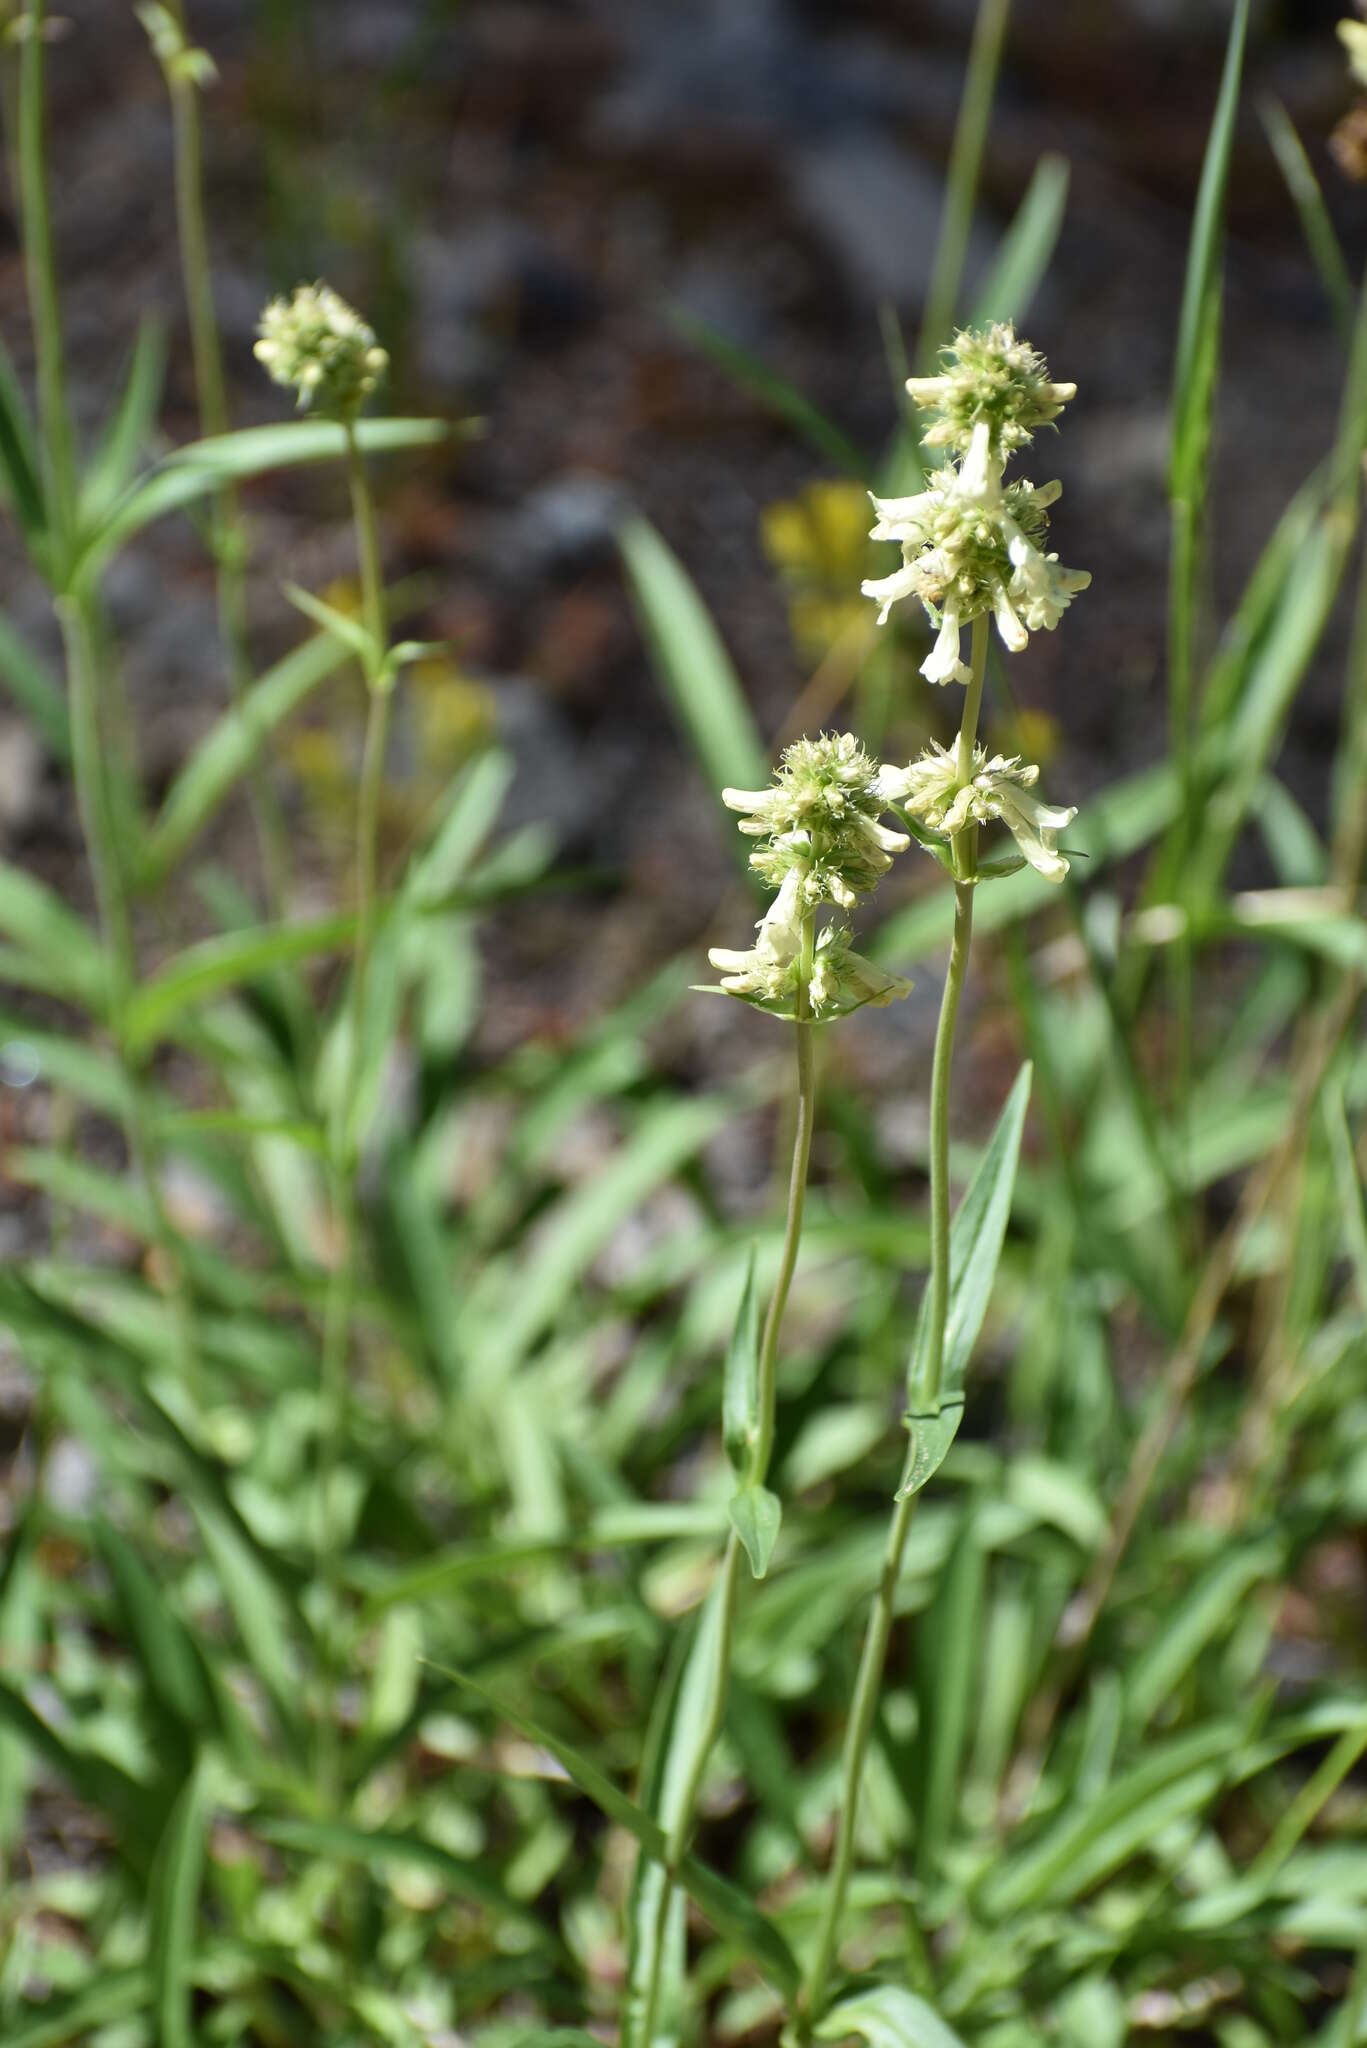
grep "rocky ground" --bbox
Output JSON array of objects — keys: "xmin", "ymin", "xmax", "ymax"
[{"xmin": 0, "ymin": 0, "xmax": 1362, "ymax": 1064}]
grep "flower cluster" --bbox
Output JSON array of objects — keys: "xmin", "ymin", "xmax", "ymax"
[
  {"xmin": 1341, "ymin": 15, "xmax": 1367, "ymax": 88},
  {"xmin": 705, "ymin": 734, "xmax": 911, "ymax": 1021},
  {"xmin": 906, "ymin": 323, "xmax": 1075, "ymax": 460},
  {"xmin": 879, "ymin": 744, "xmax": 1077, "ymax": 883},
  {"xmin": 724, "ymin": 732, "xmax": 910, "ymax": 909},
  {"xmin": 863, "ymin": 325, "xmax": 1089, "ymax": 683},
  {"xmin": 1335, "ymin": 15, "xmax": 1367, "ymax": 178},
  {"xmin": 255, "ymin": 284, "xmax": 389, "ymax": 419}
]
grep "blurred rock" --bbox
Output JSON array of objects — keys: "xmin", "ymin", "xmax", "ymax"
[
  {"xmin": 0, "ymin": 720, "xmax": 44, "ymax": 837},
  {"xmin": 513, "ymin": 472, "xmax": 627, "ymax": 576}
]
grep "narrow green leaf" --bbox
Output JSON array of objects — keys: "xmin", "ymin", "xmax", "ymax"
[
  {"xmin": 978, "ymin": 1721, "xmax": 1240, "ymax": 1917},
  {"xmin": 433, "ymin": 1663, "xmax": 800, "ymax": 1995},
  {"xmin": 816, "ymin": 1985, "xmax": 969, "ymax": 2048},
  {"xmin": 914, "ymin": 1509, "xmax": 987, "ymax": 1874},
  {"xmin": 95, "ymin": 1518, "xmax": 216, "ymax": 1734},
  {"xmin": 1124, "ymin": 1535, "xmax": 1284, "ymax": 1729},
  {"xmin": 143, "ymin": 631, "xmax": 350, "ymax": 879},
  {"xmin": 0, "ymin": 860, "xmax": 106, "ymax": 1012},
  {"xmin": 669, "ymin": 309, "xmax": 869, "ymax": 477},
  {"xmin": 80, "ymin": 316, "xmax": 168, "ymax": 524},
  {"xmin": 0, "ymin": 611, "xmax": 69, "ymax": 758},
  {"xmin": 970, "ymin": 152, "xmax": 1070, "ymax": 329},
  {"xmin": 905, "ymin": 1061, "xmax": 1032, "ymax": 1416},
  {"xmin": 0, "ymin": 327, "xmax": 46, "ymax": 548},
  {"xmin": 721, "ymin": 1247, "xmax": 761, "ymax": 1476},
  {"xmin": 4, "ymin": 1969, "xmax": 151, "ymax": 2048},
  {"xmin": 191, "ymin": 1501, "xmax": 301, "ymax": 1740},
  {"xmin": 0, "ymin": 1678, "xmax": 152, "ymax": 1854},
  {"xmin": 151, "ymin": 1750, "xmax": 212, "ymax": 2048},
  {"xmin": 123, "ymin": 912, "xmax": 355, "ymax": 1052},
  {"xmin": 469, "ymin": 1093, "xmax": 739, "ymax": 1381},
  {"xmin": 619, "ymin": 514, "xmax": 768, "ymax": 835},
  {"xmin": 1170, "ymin": 0, "xmax": 1249, "ymax": 494},
  {"xmin": 282, "ymin": 580, "xmax": 377, "ymax": 668},
  {"xmin": 77, "ymin": 416, "xmax": 458, "ymax": 578},
  {"xmin": 257, "ymin": 1815, "xmax": 524, "ymax": 1914},
  {"xmin": 1261, "ymin": 99, "xmax": 1354, "ymax": 343},
  {"xmin": 728, "ymin": 1484, "xmax": 782, "ymax": 1580}
]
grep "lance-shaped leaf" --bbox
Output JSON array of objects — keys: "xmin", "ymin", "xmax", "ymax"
[{"xmin": 899, "ymin": 1062, "xmax": 1031, "ymax": 1501}]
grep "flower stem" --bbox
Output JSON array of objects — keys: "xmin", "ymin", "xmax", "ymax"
[
  {"xmin": 635, "ymin": 914, "xmax": 818, "ymax": 2047},
  {"xmin": 162, "ymin": 10, "xmax": 291, "ymax": 914},
  {"xmin": 19, "ymin": 0, "xmax": 76, "ymax": 562},
  {"xmin": 19, "ymin": 1, "xmax": 201, "ymax": 1386},
  {"xmin": 315, "ymin": 431, "xmax": 391, "ymax": 1789},
  {"xmin": 917, "ymin": 0, "xmax": 1012, "ymax": 369},
  {"xmin": 799, "ymin": 619, "xmax": 985, "ymax": 2030}
]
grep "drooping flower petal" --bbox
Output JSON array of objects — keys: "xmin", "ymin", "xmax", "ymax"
[{"xmin": 920, "ymin": 603, "xmax": 972, "ymax": 685}]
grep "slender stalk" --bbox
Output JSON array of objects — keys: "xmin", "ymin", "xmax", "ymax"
[
  {"xmin": 314, "ymin": 427, "xmax": 391, "ymax": 1788},
  {"xmin": 157, "ymin": 2, "xmax": 292, "ymax": 916},
  {"xmin": 636, "ymin": 915, "xmax": 819, "ymax": 2047},
  {"xmin": 18, "ymin": 1, "xmax": 202, "ymax": 1384},
  {"xmin": 800, "ymin": 617, "xmax": 986, "ymax": 2029},
  {"xmin": 917, "ymin": 0, "xmax": 1012, "ymax": 370},
  {"xmin": 18, "ymin": 0, "xmax": 75, "ymax": 561}
]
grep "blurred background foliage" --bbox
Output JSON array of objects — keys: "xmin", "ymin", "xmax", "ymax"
[{"xmin": 0, "ymin": 2, "xmax": 1366, "ymax": 2046}]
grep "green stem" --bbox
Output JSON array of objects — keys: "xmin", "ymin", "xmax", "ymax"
[
  {"xmin": 18, "ymin": 0, "xmax": 76, "ymax": 562},
  {"xmin": 163, "ymin": 27, "xmax": 291, "ymax": 912},
  {"xmin": 917, "ymin": 0, "xmax": 1013, "ymax": 371},
  {"xmin": 636, "ymin": 914, "xmax": 818, "ymax": 2047},
  {"xmin": 58, "ymin": 594, "xmax": 201, "ymax": 1382},
  {"xmin": 346, "ymin": 418, "xmax": 387, "ymax": 663},
  {"xmin": 800, "ymin": 622, "xmax": 985, "ymax": 2030},
  {"xmin": 21, "ymin": 3, "xmax": 201, "ymax": 1387},
  {"xmin": 314, "ymin": 434, "xmax": 391, "ymax": 1789}
]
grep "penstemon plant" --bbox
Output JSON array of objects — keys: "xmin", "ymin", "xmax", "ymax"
[
  {"xmin": 631, "ymin": 733, "xmax": 912, "ymax": 2043},
  {"xmin": 800, "ymin": 324, "xmax": 1087, "ymax": 2033},
  {"xmin": 629, "ymin": 325, "xmax": 1088, "ymax": 2048}
]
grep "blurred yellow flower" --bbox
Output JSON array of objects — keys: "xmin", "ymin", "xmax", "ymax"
[{"xmin": 762, "ymin": 481, "xmax": 872, "ymax": 661}]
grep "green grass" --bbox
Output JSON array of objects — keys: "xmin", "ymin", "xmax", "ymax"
[{"xmin": 0, "ymin": 2, "xmax": 1365, "ymax": 2046}]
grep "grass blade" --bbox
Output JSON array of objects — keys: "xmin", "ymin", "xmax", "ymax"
[
  {"xmin": 434, "ymin": 1663, "xmax": 801, "ymax": 1995},
  {"xmin": 918, "ymin": 0, "xmax": 1013, "ymax": 364},
  {"xmin": 142, "ymin": 631, "xmax": 351, "ymax": 880},
  {"xmin": 619, "ymin": 513, "xmax": 767, "ymax": 830},
  {"xmin": 150, "ymin": 1750, "xmax": 212, "ymax": 2048},
  {"xmin": 1261, "ymin": 99, "xmax": 1354, "ymax": 345},
  {"xmin": 80, "ymin": 315, "xmax": 169, "ymax": 524},
  {"xmin": 77, "ymin": 416, "xmax": 459, "ymax": 576},
  {"xmin": 0, "ymin": 610, "xmax": 68, "ymax": 758},
  {"xmin": 123, "ymin": 911, "xmax": 355, "ymax": 1051},
  {"xmin": 669, "ymin": 309, "xmax": 869, "ymax": 477},
  {"xmin": 969, "ymin": 152, "xmax": 1070, "ymax": 329}
]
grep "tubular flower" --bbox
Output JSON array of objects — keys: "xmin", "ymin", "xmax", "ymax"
[
  {"xmin": 255, "ymin": 284, "xmax": 389, "ymax": 418},
  {"xmin": 880, "ymin": 743, "xmax": 1078, "ymax": 884},
  {"xmin": 906, "ymin": 322, "xmax": 1076, "ymax": 462},
  {"xmin": 704, "ymin": 733, "xmax": 913, "ymax": 1021},
  {"xmin": 862, "ymin": 418, "xmax": 1088, "ymax": 674}
]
